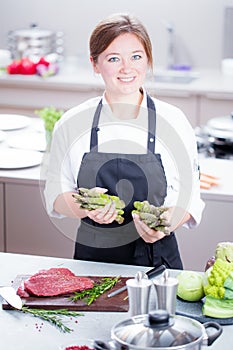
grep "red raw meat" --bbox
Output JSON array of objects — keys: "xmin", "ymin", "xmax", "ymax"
[
  {"xmin": 17, "ymin": 267, "xmax": 94, "ymax": 297},
  {"xmin": 17, "ymin": 285, "xmax": 30, "ymax": 298},
  {"xmin": 31, "ymin": 267, "xmax": 76, "ymax": 277}
]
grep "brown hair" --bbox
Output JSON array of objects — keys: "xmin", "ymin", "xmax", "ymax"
[{"xmin": 89, "ymin": 13, "xmax": 153, "ymax": 69}]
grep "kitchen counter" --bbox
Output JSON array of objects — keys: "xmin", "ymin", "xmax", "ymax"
[
  {"xmin": 0, "ymin": 65, "xmax": 233, "ymax": 95},
  {"xmin": 0, "ymin": 252, "xmax": 231, "ymax": 350}
]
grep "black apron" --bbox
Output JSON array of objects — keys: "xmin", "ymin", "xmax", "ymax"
[{"xmin": 74, "ymin": 94, "xmax": 183, "ymax": 269}]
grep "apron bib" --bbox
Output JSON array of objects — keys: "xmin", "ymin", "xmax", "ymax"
[{"xmin": 74, "ymin": 94, "xmax": 183, "ymax": 268}]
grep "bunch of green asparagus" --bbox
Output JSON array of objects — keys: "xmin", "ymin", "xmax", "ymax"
[
  {"xmin": 132, "ymin": 200, "xmax": 171, "ymax": 235},
  {"xmin": 72, "ymin": 187, "xmax": 125, "ymax": 224}
]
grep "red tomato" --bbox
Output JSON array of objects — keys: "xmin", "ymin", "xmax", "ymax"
[
  {"xmin": 36, "ymin": 57, "xmax": 50, "ymax": 67},
  {"xmin": 7, "ymin": 60, "xmax": 22, "ymax": 74},
  {"xmin": 20, "ymin": 57, "xmax": 37, "ymax": 75}
]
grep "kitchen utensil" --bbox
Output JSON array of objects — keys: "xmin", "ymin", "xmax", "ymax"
[
  {"xmin": 94, "ymin": 309, "xmax": 222, "ymax": 350},
  {"xmin": 126, "ymin": 271, "xmax": 152, "ymax": 316},
  {"xmin": 107, "ymin": 265, "xmax": 166, "ymax": 298},
  {"xmin": 0, "ymin": 286, "xmax": 22, "ymax": 309},
  {"xmin": 153, "ymin": 270, "xmax": 178, "ymax": 315},
  {"xmin": 197, "ymin": 113, "xmax": 233, "ymax": 158},
  {"xmin": 7, "ymin": 23, "xmax": 64, "ymax": 60}
]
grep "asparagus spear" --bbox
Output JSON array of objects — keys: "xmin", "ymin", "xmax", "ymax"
[
  {"xmin": 132, "ymin": 200, "xmax": 171, "ymax": 235},
  {"xmin": 72, "ymin": 188, "xmax": 125, "ymax": 224}
]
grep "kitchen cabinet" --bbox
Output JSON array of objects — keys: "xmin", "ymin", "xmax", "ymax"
[
  {"xmin": 149, "ymin": 89, "xmax": 198, "ymax": 127},
  {"xmin": 199, "ymin": 93, "xmax": 233, "ymax": 125},
  {"xmin": 177, "ymin": 198, "xmax": 233, "ymax": 271},
  {"xmin": 0, "ymin": 83, "xmax": 104, "ymax": 117},
  {"xmin": 4, "ymin": 181, "xmax": 78, "ymax": 258},
  {"xmin": 0, "ymin": 183, "xmax": 4, "ymax": 251}
]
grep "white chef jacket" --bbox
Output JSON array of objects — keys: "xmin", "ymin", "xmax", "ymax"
[{"xmin": 43, "ymin": 87, "xmax": 205, "ymax": 228}]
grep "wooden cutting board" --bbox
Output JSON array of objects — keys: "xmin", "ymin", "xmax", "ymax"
[{"xmin": 2, "ymin": 275, "xmax": 129, "ymax": 312}]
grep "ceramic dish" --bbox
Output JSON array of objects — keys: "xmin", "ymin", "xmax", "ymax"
[
  {"xmin": 0, "ymin": 114, "xmax": 31, "ymax": 131},
  {"xmin": 0, "ymin": 149, "xmax": 43, "ymax": 169},
  {"xmin": 7, "ymin": 132, "xmax": 46, "ymax": 152},
  {"xmin": 0, "ymin": 130, "xmax": 6, "ymax": 142}
]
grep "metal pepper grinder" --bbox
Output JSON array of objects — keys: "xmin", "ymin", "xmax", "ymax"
[
  {"xmin": 153, "ymin": 270, "xmax": 178, "ymax": 315},
  {"xmin": 126, "ymin": 271, "xmax": 152, "ymax": 316}
]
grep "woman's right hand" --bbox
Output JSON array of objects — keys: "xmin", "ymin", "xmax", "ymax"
[{"xmin": 86, "ymin": 201, "xmax": 118, "ymax": 224}]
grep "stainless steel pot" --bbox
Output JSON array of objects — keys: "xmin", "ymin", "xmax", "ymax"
[
  {"xmin": 94, "ymin": 310, "xmax": 222, "ymax": 350},
  {"xmin": 204, "ymin": 113, "xmax": 233, "ymax": 143},
  {"xmin": 7, "ymin": 23, "xmax": 64, "ymax": 60},
  {"xmin": 196, "ymin": 112, "xmax": 233, "ymax": 158}
]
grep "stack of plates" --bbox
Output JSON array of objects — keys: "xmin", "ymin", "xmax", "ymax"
[
  {"xmin": 0, "ymin": 114, "xmax": 45, "ymax": 169},
  {"xmin": 0, "ymin": 114, "xmax": 31, "ymax": 131},
  {"xmin": 0, "ymin": 149, "xmax": 43, "ymax": 169}
]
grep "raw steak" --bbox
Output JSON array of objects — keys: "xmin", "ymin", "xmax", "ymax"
[
  {"xmin": 17, "ymin": 267, "xmax": 94, "ymax": 297},
  {"xmin": 17, "ymin": 285, "xmax": 30, "ymax": 298}
]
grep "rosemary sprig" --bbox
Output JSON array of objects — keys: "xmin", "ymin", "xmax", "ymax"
[
  {"xmin": 21, "ymin": 306, "xmax": 84, "ymax": 333},
  {"xmin": 71, "ymin": 276, "xmax": 120, "ymax": 305}
]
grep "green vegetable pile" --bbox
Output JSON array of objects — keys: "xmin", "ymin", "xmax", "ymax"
[
  {"xmin": 72, "ymin": 188, "xmax": 125, "ymax": 224},
  {"xmin": 202, "ymin": 257, "xmax": 233, "ymax": 318},
  {"xmin": 132, "ymin": 200, "xmax": 171, "ymax": 234},
  {"xmin": 215, "ymin": 241, "xmax": 233, "ymax": 263},
  {"xmin": 35, "ymin": 106, "xmax": 64, "ymax": 132},
  {"xmin": 176, "ymin": 241, "xmax": 233, "ymax": 319}
]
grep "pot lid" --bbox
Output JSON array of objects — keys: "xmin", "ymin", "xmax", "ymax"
[
  {"xmin": 111, "ymin": 310, "xmax": 203, "ymax": 348},
  {"xmin": 207, "ymin": 114, "xmax": 233, "ymax": 132},
  {"xmin": 203, "ymin": 113, "xmax": 233, "ymax": 141},
  {"xmin": 10, "ymin": 24, "xmax": 53, "ymax": 39}
]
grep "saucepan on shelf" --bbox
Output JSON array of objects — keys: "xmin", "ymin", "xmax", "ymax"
[
  {"xmin": 196, "ymin": 112, "xmax": 233, "ymax": 159},
  {"xmin": 7, "ymin": 23, "xmax": 64, "ymax": 61}
]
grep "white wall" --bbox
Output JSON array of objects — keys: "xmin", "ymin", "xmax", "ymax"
[{"xmin": 1, "ymin": 0, "xmax": 233, "ymax": 69}]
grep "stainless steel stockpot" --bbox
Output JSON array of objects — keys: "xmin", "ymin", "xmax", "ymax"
[
  {"xmin": 7, "ymin": 24, "xmax": 64, "ymax": 59},
  {"xmin": 94, "ymin": 310, "xmax": 222, "ymax": 350}
]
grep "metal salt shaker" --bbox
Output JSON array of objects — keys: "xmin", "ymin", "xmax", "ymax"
[
  {"xmin": 153, "ymin": 270, "xmax": 178, "ymax": 315},
  {"xmin": 126, "ymin": 271, "xmax": 152, "ymax": 317}
]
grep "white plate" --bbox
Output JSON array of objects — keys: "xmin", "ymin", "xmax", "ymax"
[
  {"xmin": 0, "ymin": 130, "xmax": 6, "ymax": 142},
  {"xmin": 0, "ymin": 149, "xmax": 43, "ymax": 169},
  {"xmin": 0, "ymin": 114, "xmax": 31, "ymax": 131},
  {"xmin": 7, "ymin": 132, "xmax": 46, "ymax": 152}
]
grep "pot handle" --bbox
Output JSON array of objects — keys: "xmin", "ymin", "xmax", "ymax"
[
  {"xmin": 93, "ymin": 340, "xmax": 111, "ymax": 350},
  {"xmin": 93, "ymin": 340, "xmax": 127, "ymax": 350},
  {"xmin": 204, "ymin": 322, "xmax": 223, "ymax": 346}
]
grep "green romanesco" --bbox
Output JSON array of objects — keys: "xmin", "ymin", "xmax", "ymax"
[{"xmin": 204, "ymin": 258, "xmax": 233, "ymax": 299}]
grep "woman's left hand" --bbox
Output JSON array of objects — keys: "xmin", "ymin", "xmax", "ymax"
[{"xmin": 132, "ymin": 213, "xmax": 166, "ymax": 243}]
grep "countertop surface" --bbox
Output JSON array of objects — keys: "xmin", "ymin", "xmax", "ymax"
[
  {"xmin": 0, "ymin": 63, "xmax": 233, "ymax": 95},
  {"xmin": 0, "ymin": 252, "xmax": 230, "ymax": 350}
]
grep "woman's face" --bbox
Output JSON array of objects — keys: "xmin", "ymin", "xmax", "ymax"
[{"xmin": 91, "ymin": 33, "xmax": 149, "ymax": 98}]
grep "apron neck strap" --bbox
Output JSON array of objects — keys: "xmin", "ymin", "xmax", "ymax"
[{"xmin": 90, "ymin": 94, "xmax": 156, "ymax": 153}]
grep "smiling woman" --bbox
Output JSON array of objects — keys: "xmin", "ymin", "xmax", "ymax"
[{"xmin": 44, "ymin": 13, "xmax": 205, "ymax": 269}]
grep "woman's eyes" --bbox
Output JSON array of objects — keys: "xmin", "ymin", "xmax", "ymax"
[
  {"xmin": 108, "ymin": 54, "xmax": 142, "ymax": 63},
  {"xmin": 132, "ymin": 54, "xmax": 142, "ymax": 60},
  {"xmin": 108, "ymin": 56, "xmax": 119, "ymax": 62}
]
